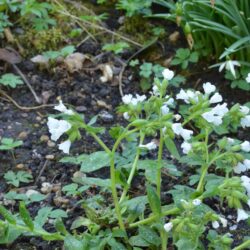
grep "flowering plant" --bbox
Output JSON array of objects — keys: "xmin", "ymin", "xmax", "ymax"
[{"xmin": 1, "ymin": 69, "xmax": 250, "ymax": 249}]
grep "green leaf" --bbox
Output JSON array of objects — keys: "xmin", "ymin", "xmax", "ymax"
[
  {"xmin": 64, "ymin": 235, "xmax": 85, "ymax": 250},
  {"xmin": 55, "ymin": 218, "xmax": 68, "ymax": 235},
  {"xmin": 0, "ymin": 205, "xmax": 16, "ymax": 224},
  {"xmin": 138, "ymin": 226, "xmax": 160, "ymax": 246},
  {"xmin": 80, "ymin": 151, "xmax": 110, "ymax": 173},
  {"xmin": 19, "ymin": 202, "xmax": 34, "ymax": 230},
  {"xmin": 108, "ymin": 238, "xmax": 127, "ymax": 250},
  {"xmin": 0, "ymin": 138, "xmax": 23, "ymax": 150},
  {"xmin": 34, "ymin": 207, "xmax": 53, "ymax": 227},
  {"xmin": 189, "ymin": 51, "xmax": 199, "ymax": 63},
  {"xmin": 129, "ymin": 235, "xmax": 150, "ymax": 247},
  {"xmin": 165, "ymin": 137, "xmax": 180, "ymax": 160},
  {"xmin": 50, "ymin": 209, "xmax": 68, "ymax": 219},
  {"xmin": 73, "ymin": 176, "xmax": 111, "ymax": 188},
  {"xmin": 146, "ymin": 185, "xmax": 161, "ymax": 216}
]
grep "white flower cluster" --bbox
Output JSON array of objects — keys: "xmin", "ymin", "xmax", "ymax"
[
  {"xmin": 176, "ymin": 89, "xmax": 200, "ymax": 104},
  {"xmin": 122, "ymin": 94, "xmax": 146, "ymax": 106},
  {"xmin": 240, "ymin": 105, "xmax": 250, "ymax": 128},
  {"xmin": 47, "ymin": 101, "xmax": 73, "ymax": 154},
  {"xmin": 202, "ymin": 103, "xmax": 229, "ymax": 126},
  {"xmin": 172, "ymin": 123, "xmax": 193, "ymax": 154}
]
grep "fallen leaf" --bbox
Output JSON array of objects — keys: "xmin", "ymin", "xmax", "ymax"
[
  {"xmin": 0, "ymin": 48, "xmax": 22, "ymax": 64},
  {"xmin": 64, "ymin": 52, "xmax": 85, "ymax": 73}
]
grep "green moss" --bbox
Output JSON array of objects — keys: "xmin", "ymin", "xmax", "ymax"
[{"xmin": 19, "ymin": 28, "xmax": 64, "ymax": 54}]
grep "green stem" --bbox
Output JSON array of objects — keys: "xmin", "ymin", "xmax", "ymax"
[
  {"xmin": 129, "ymin": 208, "xmax": 179, "ymax": 228},
  {"xmin": 109, "ymin": 128, "xmax": 139, "ymax": 234},
  {"xmin": 160, "ymin": 229, "xmax": 167, "ymax": 250},
  {"xmin": 110, "ymin": 153, "xmax": 126, "ymax": 233},
  {"xmin": 119, "ymin": 132, "xmax": 145, "ymax": 203},
  {"xmin": 90, "ymin": 132, "xmax": 111, "ymax": 154},
  {"xmin": 196, "ymin": 164, "xmax": 209, "ymax": 193},
  {"xmin": 157, "ymin": 129, "xmax": 164, "ymax": 197},
  {"xmin": 233, "ymin": 240, "xmax": 250, "ymax": 250}
]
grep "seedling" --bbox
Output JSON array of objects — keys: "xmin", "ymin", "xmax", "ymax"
[
  {"xmin": 4, "ymin": 171, "xmax": 33, "ymax": 187},
  {"xmin": 0, "ymin": 74, "xmax": 23, "ymax": 88},
  {"xmin": 171, "ymin": 48, "xmax": 199, "ymax": 69},
  {"xmin": 102, "ymin": 42, "xmax": 130, "ymax": 54}
]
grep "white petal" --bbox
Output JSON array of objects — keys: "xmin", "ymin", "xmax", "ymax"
[
  {"xmin": 123, "ymin": 112, "xmax": 130, "ymax": 120},
  {"xmin": 161, "ymin": 105, "xmax": 170, "ymax": 115},
  {"xmin": 246, "ymin": 73, "xmax": 250, "ymax": 83},
  {"xmin": 162, "ymin": 68, "xmax": 174, "ymax": 80},
  {"xmin": 172, "ymin": 123, "xmax": 183, "ymax": 135},
  {"xmin": 212, "ymin": 221, "xmax": 220, "ymax": 229},
  {"xmin": 241, "ymin": 115, "xmax": 250, "ymax": 128},
  {"xmin": 237, "ymin": 209, "xmax": 249, "ymax": 222},
  {"xmin": 122, "ymin": 94, "xmax": 133, "ymax": 104},
  {"xmin": 209, "ymin": 93, "xmax": 223, "ymax": 104},
  {"xmin": 164, "ymin": 222, "xmax": 173, "ymax": 232},
  {"xmin": 181, "ymin": 141, "xmax": 192, "ymax": 154},
  {"xmin": 192, "ymin": 199, "xmax": 202, "ymax": 206},
  {"xmin": 139, "ymin": 141, "xmax": 157, "ymax": 150},
  {"xmin": 241, "ymin": 141, "xmax": 250, "ymax": 152},
  {"xmin": 240, "ymin": 106, "xmax": 250, "ymax": 115},
  {"xmin": 58, "ymin": 140, "xmax": 71, "ymax": 154},
  {"xmin": 181, "ymin": 129, "xmax": 193, "ymax": 141},
  {"xmin": 203, "ymin": 82, "xmax": 216, "ymax": 95},
  {"xmin": 234, "ymin": 162, "xmax": 247, "ymax": 174},
  {"xmin": 47, "ymin": 118, "xmax": 71, "ymax": 141}
]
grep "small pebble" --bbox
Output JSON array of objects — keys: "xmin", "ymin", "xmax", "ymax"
[
  {"xmin": 99, "ymin": 110, "xmax": 114, "ymax": 122},
  {"xmin": 45, "ymin": 154, "xmax": 55, "ymax": 160},
  {"xmin": 76, "ymin": 106, "xmax": 87, "ymax": 112},
  {"xmin": 16, "ymin": 163, "xmax": 25, "ymax": 169},
  {"xmin": 36, "ymin": 116, "xmax": 42, "ymax": 121},
  {"xmin": 18, "ymin": 131, "xmax": 28, "ymax": 140},
  {"xmin": 47, "ymin": 140, "xmax": 56, "ymax": 147},
  {"xmin": 40, "ymin": 135, "xmax": 49, "ymax": 142}
]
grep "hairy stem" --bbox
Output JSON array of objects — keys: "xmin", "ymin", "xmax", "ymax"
[
  {"xmin": 233, "ymin": 240, "xmax": 250, "ymax": 250},
  {"xmin": 129, "ymin": 207, "xmax": 179, "ymax": 228},
  {"xmin": 119, "ymin": 132, "xmax": 145, "ymax": 203},
  {"xmin": 157, "ymin": 129, "xmax": 164, "ymax": 197}
]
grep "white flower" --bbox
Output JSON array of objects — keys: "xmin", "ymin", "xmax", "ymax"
[
  {"xmin": 203, "ymin": 82, "xmax": 216, "ymax": 95},
  {"xmin": 139, "ymin": 141, "xmax": 157, "ymax": 150},
  {"xmin": 241, "ymin": 175, "xmax": 250, "ymax": 196},
  {"xmin": 234, "ymin": 162, "xmax": 247, "ymax": 174},
  {"xmin": 246, "ymin": 73, "xmax": 250, "ymax": 83},
  {"xmin": 161, "ymin": 105, "xmax": 170, "ymax": 115},
  {"xmin": 212, "ymin": 221, "xmax": 220, "ymax": 229},
  {"xmin": 172, "ymin": 123, "xmax": 193, "ymax": 141},
  {"xmin": 237, "ymin": 209, "xmax": 249, "ymax": 222},
  {"xmin": 135, "ymin": 94, "xmax": 146, "ymax": 103},
  {"xmin": 122, "ymin": 94, "xmax": 133, "ymax": 104},
  {"xmin": 152, "ymin": 85, "xmax": 160, "ymax": 96},
  {"xmin": 192, "ymin": 199, "xmax": 202, "ymax": 206},
  {"xmin": 240, "ymin": 106, "xmax": 250, "ymax": 115},
  {"xmin": 218, "ymin": 60, "xmax": 241, "ymax": 78},
  {"xmin": 244, "ymin": 159, "xmax": 250, "ymax": 170},
  {"xmin": 209, "ymin": 93, "xmax": 222, "ymax": 104},
  {"xmin": 181, "ymin": 141, "xmax": 192, "ymax": 154},
  {"xmin": 202, "ymin": 103, "xmax": 228, "ymax": 126},
  {"xmin": 54, "ymin": 100, "xmax": 74, "ymax": 115},
  {"xmin": 47, "ymin": 117, "xmax": 72, "ymax": 141},
  {"xmin": 219, "ymin": 217, "xmax": 228, "ymax": 227},
  {"xmin": 58, "ymin": 140, "xmax": 71, "ymax": 154},
  {"xmin": 164, "ymin": 222, "xmax": 173, "ymax": 232},
  {"xmin": 176, "ymin": 89, "xmax": 189, "ymax": 103},
  {"xmin": 241, "ymin": 115, "xmax": 250, "ymax": 128},
  {"xmin": 123, "ymin": 112, "xmax": 130, "ymax": 120},
  {"xmin": 164, "ymin": 96, "xmax": 174, "ymax": 106},
  {"xmin": 162, "ymin": 68, "xmax": 174, "ymax": 80},
  {"xmin": 241, "ymin": 141, "xmax": 250, "ymax": 152}
]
